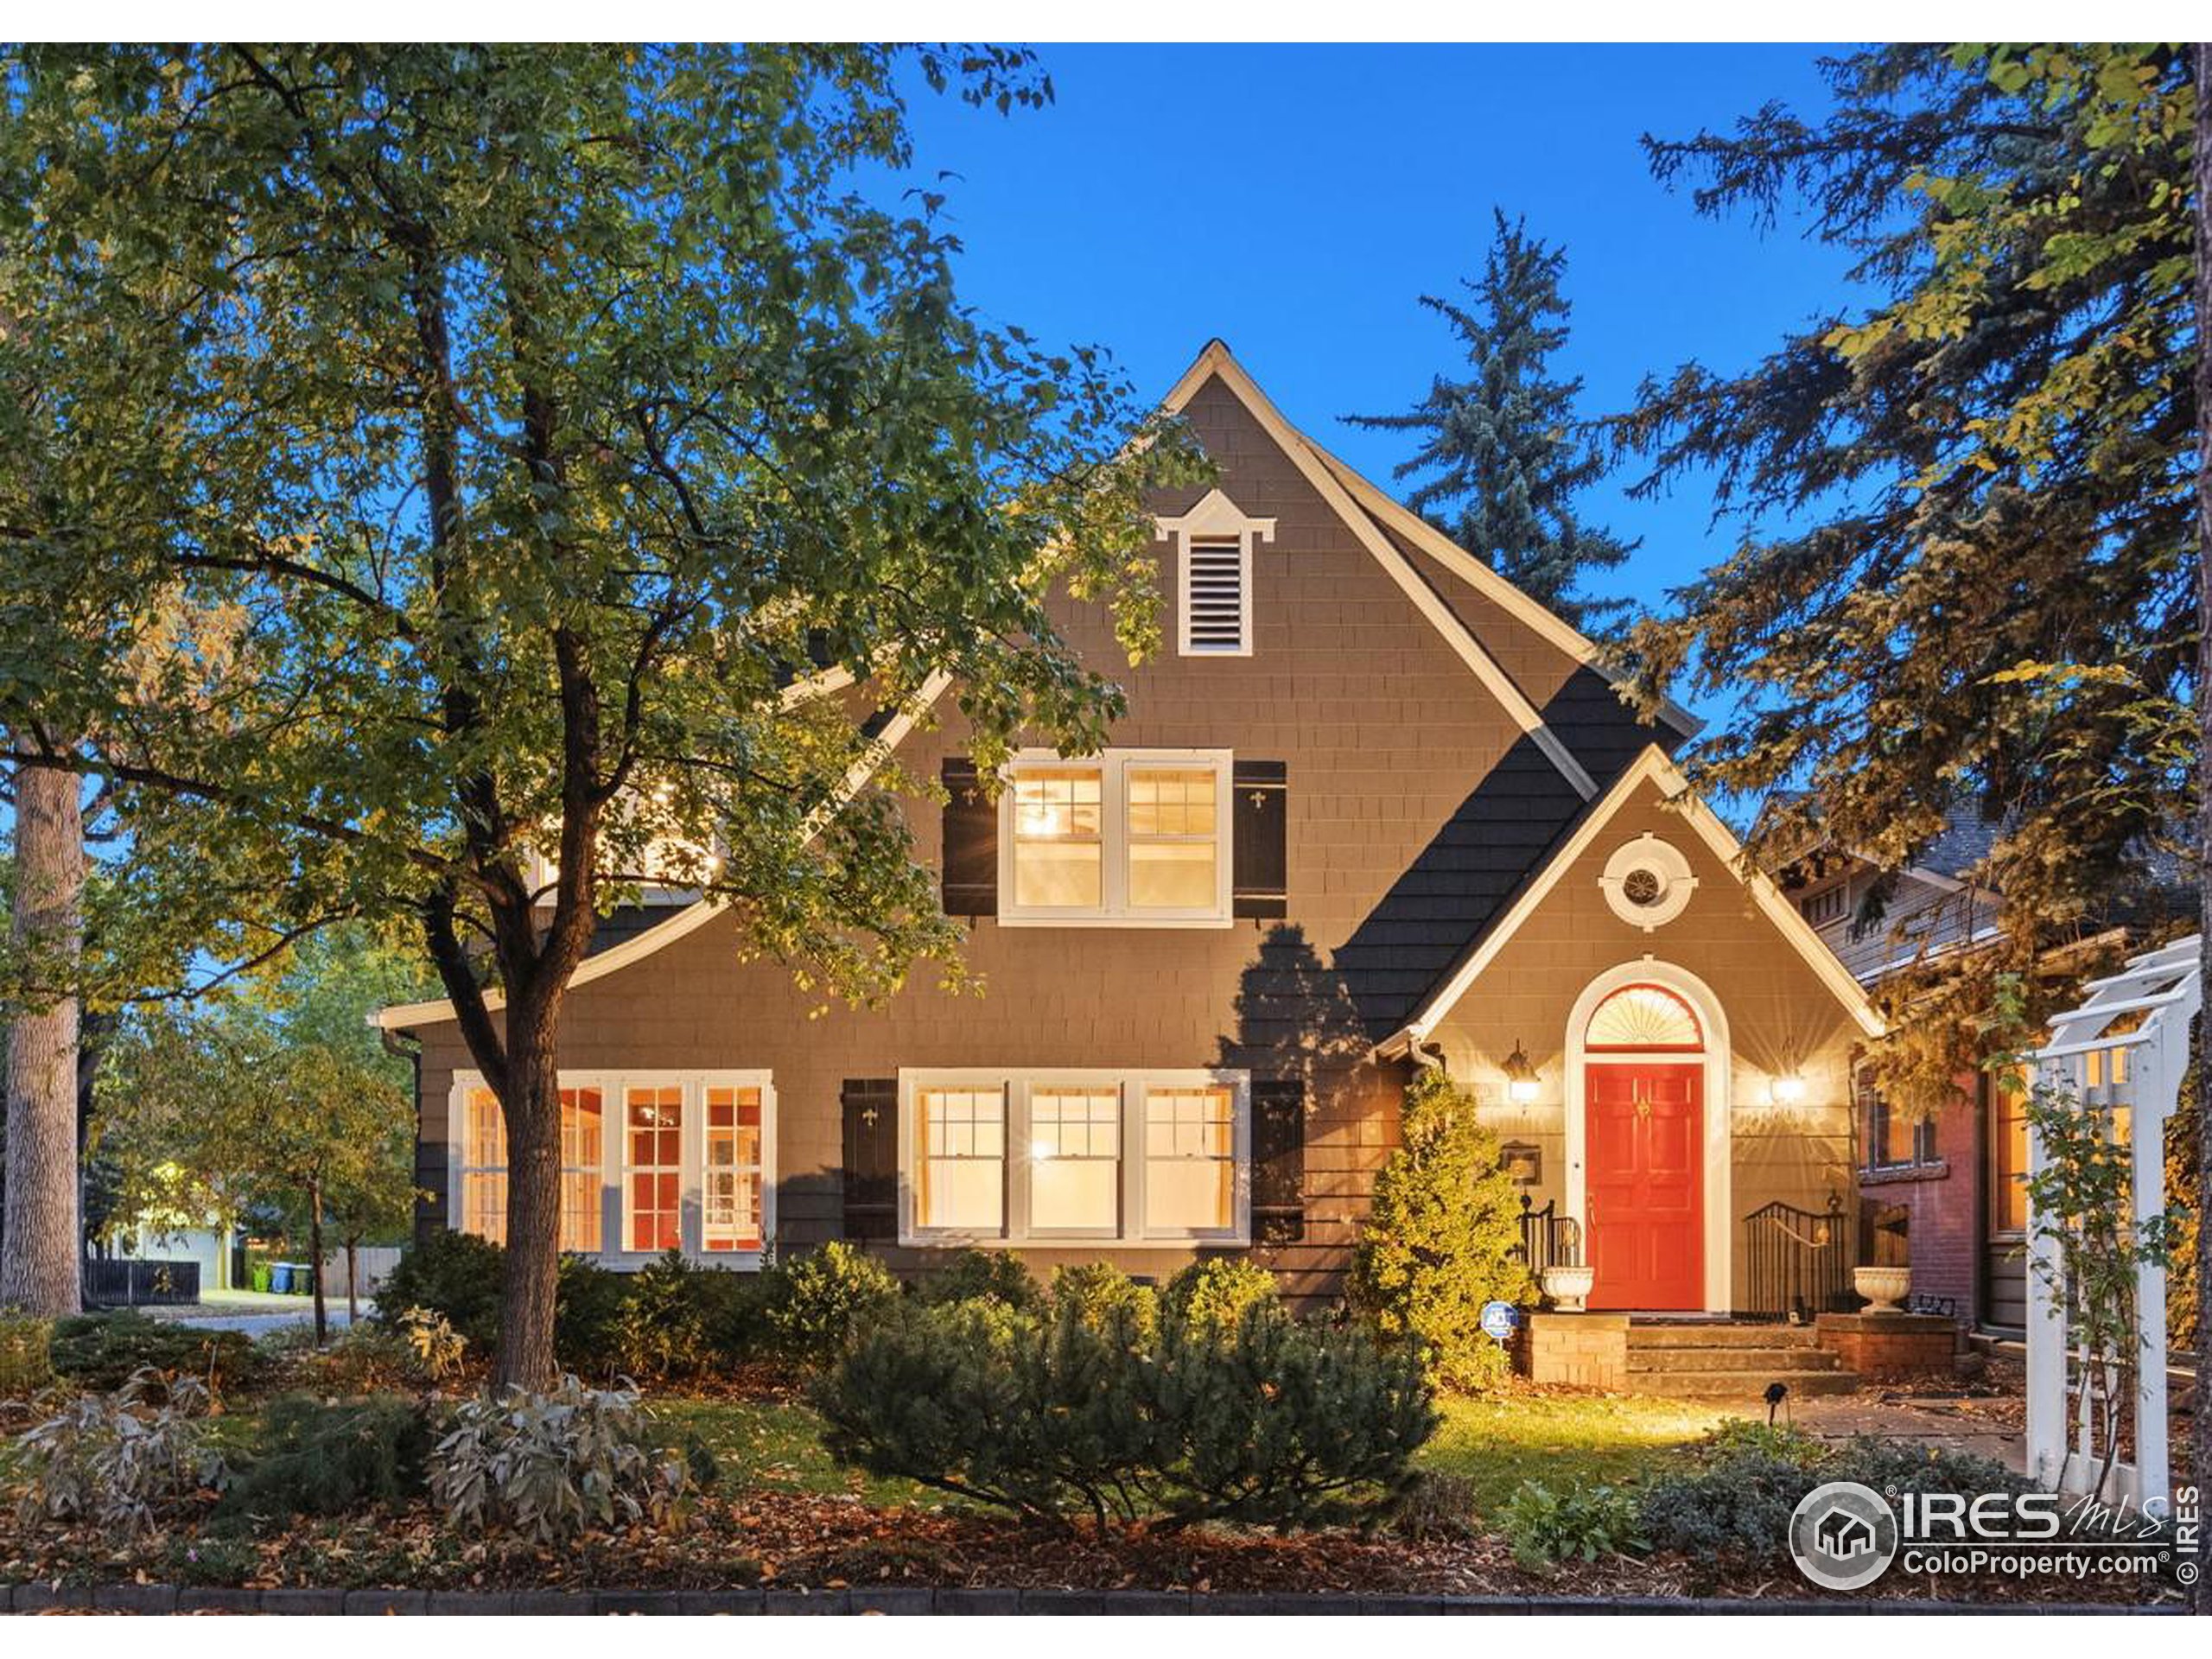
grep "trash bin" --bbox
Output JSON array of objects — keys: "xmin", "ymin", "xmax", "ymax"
[{"xmin": 270, "ymin": 1262, "xmax": 294, "ymax": 1294}]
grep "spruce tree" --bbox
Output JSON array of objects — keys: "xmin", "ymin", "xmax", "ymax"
[
  {"xmin": 1349, "ymin": 210, "xmax": 1635, "ymax": 632},
  {"xmin": 1351, "ymin": 1066, "xmax": 1532, "ymax": 1392}
]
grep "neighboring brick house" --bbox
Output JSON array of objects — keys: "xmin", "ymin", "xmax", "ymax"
[{"xmin": 378, "ymin": 340, "xmax": 1881, "ymax": 1313}]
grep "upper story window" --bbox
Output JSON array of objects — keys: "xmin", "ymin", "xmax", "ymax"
[
  {"xmin": 1800, "ymin": 883, "xmax": 1849, "ymax": 927},
  {"xmin": 1154, "ymin": 488, "xmax": 1274, "ymax": 657},
  {"xmin": 999, "ymin": 749, "xmax": 1232, "ymax": 927}
]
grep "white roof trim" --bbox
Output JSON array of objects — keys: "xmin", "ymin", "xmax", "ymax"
[
  {"xmin": 1389, "ymin": 745, "xmax": 1885, "ymax": 1047},
  {"xmin": 374, "ymin": 668, "xmax": 952, "ymax": 1032},
  {"xmin": 1163, "ymin": 342, "xmax": 1597, "ymax": 801},
  {"xmin": 1306, "ymin": 441, "xmax": 1703, "ymax": 740}
]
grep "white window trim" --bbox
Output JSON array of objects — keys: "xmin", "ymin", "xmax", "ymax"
[
  {"xmin": 997, "ymin": 748, "xmax": 1235, "ymax": 929},
  {"xmin": 897, "ymin": 1067, "xmax": 1250, "ymax": 1249},
  {"xmin": 448, "ymin": 1069, "xmax": 777, "ymax": 1270},
  {"xmin": 1156, "ymin": 487, "xmax": 1274, "ymax": 658}
]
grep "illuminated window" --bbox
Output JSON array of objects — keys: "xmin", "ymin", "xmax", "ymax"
[
  {"xmin": 918, "ymin": 1087, "xmax": 1006, "ymax": 1234},
  {"xmin": 626, "ymin": 1086, "xmax": 684, "ymax": 1253},
  {"xmin": 1029, "ymin": 1087, "xmax": 1121, "ymax": 1233},
  {"xmin": 1586, "ymin": 983, "xmax": 1703, "ymax": 1051},
  {"xmin": 1144, "ymin": 1085, "xmax": 1236, "ymax": 1235},
  {"xmin": 902, "ymin": 1071, "xmax": 1247, "ymax": 1244},
  {"xmin": 460, "ymin": 1088, "xmax": 508, "ymax": 1245},
  {"xmin": 559, "ymin": 1087, "xmax": 604, "ymax": 1251},
  {"xmin": 703, "ymin": 1086, "xmax": 764, "ymax": 1253},
  {"xmin": 1990, "ymin": 1070, "xmax": 2031, "ymax": 1235},
  {"xmin": 1001, "ymin": 751, "xmax": 1230, "ymax": 925},
  {"xmin": 1011, "ymin": 766, "xmax": 1103, "ymax": 910}
]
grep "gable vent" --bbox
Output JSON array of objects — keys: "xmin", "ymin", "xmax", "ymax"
[{"xmin": 1185, "ymin": 537, "xmax": 1248, "ymax": 653}]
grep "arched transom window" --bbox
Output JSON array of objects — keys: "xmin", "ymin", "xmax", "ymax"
[{"xmin": 1586, "ymin": 983, "xmax": 1703, "ymax": 1052}]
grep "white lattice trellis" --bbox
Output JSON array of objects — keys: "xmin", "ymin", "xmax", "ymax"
[{"xmin": 2026, "ymin": 934, "xmax": 2197, "ymax": 1516}]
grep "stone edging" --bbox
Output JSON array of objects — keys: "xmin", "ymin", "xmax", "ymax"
[{"xmin": 0, "ymin": 1582, "xmax": 2181, "ymax": 1615}]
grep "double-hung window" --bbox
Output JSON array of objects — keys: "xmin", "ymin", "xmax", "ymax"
[
  {"xmin": 1001, "ymin": 750, "xmax": 1232, "ymax": 926},
  {"xmin": 459, "ymin": 1085, "xmax": 604, "ymax": 1251},
  {"xmin": 901, "ymin": 1069, "xmax": 1248, "ymax": 1245}
]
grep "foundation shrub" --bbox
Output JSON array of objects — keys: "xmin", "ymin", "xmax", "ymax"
[
  {"xmin": 1050, "ymin": 1262, "xmax": 1159, "ymax": 1339},
  {"xmin": 1160, "ymin": 1257, "xmax": 1277, "ymax": 1338},
  {"xmin": 920, "ymin": 1248, "xmax": 1040, "ymax": 1310},
  {"xmin": 374, "ymin": 1231, "xmax": 505, "ymax": 1349},
  {"xmin": 764, "ymin": 1242, "xmax": 900, "ymax": 1370},
  {"xmin": 609, "ymin": 1250, "xmax": 718, "ymax": 1381}
]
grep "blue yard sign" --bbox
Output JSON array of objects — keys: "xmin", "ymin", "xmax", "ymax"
[{"xmin": 1479, "ymin": 1300, "xmax": 1521, "ymax": 1343}]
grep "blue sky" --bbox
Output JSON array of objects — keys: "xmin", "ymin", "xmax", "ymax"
[{"xmin": 889, "ymin": 43, "xmax": 1864, "ymax": 728}]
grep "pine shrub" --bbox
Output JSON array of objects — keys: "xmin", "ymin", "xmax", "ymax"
[
  {"xmin": 216, "ymin": 1393, "xmax": 433, "ymax": 1524},
  {"xmin": 920, "ymin": 1247, "xmax": 1040, "ymax": 1309},
  {"xmin": 1050, "ymin": 1262, "xmax": 1159, "ymax": 1338},
  {"xmin": 815, "ymin": 1287, "xmax": 1435, "ymax": 1530},
  {"xmin": 1161, "ymin": 1257, "xmax": 1277, "ymax": 1337},
  {"xmin": 48, "ymin": 1311, "xmax": 260, "ymax": 1396},
  {"xmin": 1349, "ymin": 1068, "xmax": 1533, "ymax": 1391}
]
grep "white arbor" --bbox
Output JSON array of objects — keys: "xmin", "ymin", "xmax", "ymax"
[{"xmin": 2027, "ymin": 933, "xmax": 2197, "ymax": 1516}]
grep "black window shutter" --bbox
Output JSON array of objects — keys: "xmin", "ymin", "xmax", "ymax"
[
  {"xmin": 1250, "ymin": 1077, "xmax": 1305, "ymax": 1243},
  {"xmin": 940, "ymin": 759, "xmax": 997, "ymax": 916},
  {"xmin": 841, "ymin": 1079, "xmax": 899, "ymax": 1241},
  {"xmin": 1231, "ymin": 760, "xmax": 1287, "ymax": 918}
]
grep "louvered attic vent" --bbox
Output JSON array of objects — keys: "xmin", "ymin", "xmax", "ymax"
[
  {"xmin": 1155, "ymin": 488, "xmax": 1274, "ymax": 659},
  {"xmin": 1185, "ymin": 537, "xmax": 1246, "ymax": 653}
]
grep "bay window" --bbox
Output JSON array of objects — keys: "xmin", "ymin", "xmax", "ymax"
[
  {"xmin": 450, "ymin": 1071, "xmax": 773, "ymax": 1265},
  {"xmin": 901, "ymin": 1069, "xmax": 1248, "ymax": 1245},
  {"xmin": 1000, "ymin": 750, "xmax": 1232, "ymax": 925}
]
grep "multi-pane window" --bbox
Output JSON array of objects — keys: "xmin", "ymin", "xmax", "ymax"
[
  {"xmin": 626, "ymin": 1086, "xmax": 684, "ymax": 1252},
  {"xmin": 1990, "ymin": 1069, "xmax": 2031, "ymax": 1234},
  {"xmin": 702, "ymin": 1086, "xmax": 764, "ymax": 1253},
  {"xmin": 1011, "ymin": 767, "xmax": 1103, "ymax": 910},
  {"xmin": 1028, "ymin": 1087, "xmax": 1122, "ymax": 1233},
  {"xmin": 461, "ymin": 1088, "xmax": 509, "ymax": 1244},
  {"xmin": 1143, "ymin": 1084, "xmax": 1236, "ymax": 1234},
  {"xmin": 903, "ymin": 1071, "xmax": 1247, "ymax": 1244},
  {"xmin": 1001, "ymin": 751, "xmax": 1230, "ymax": 925},
  {"xmin": 918, "ymin": 1087, "xmax": 1007, "ymax": 1233},
  {"xmin": 559, "ymin": 1087, "xmax": 604, "ymax": 1251}
]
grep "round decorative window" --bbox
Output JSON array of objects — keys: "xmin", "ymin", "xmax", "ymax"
[{"xmin": 1600, "ymin": 836, "xmax": 1696, "ymax": 930}]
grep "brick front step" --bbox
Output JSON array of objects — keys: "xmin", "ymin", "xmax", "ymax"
[
  {"xmin": 1630, "ymin": 1344, "xmax": 1847, "ymax": 1373},
  {"xmin": 1625, "ymin": 1322, "xmax": 1821, "ymax": 1348},
  {"xmin": 1630, "ymin": 1366, "xmax": 1862, "ymax": 1401}
]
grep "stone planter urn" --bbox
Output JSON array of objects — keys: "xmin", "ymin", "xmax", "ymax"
[
  {"xmin": 1853, "ymin": 1265, "xmax": 1911, "ymax": 1313},
  {"xmin": 1541, "ymin": 1263, "xmax": 1597, "ymax": 1313}
]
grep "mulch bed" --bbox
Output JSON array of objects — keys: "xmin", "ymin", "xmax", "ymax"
[{"xmin": 0, "ymin": 1490, "xmax": 2179, "ymax": 1609}]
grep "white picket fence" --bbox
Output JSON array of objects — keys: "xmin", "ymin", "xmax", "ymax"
[{"xmin": 2026, "ymin": 933, "xmax": 2196, "ymax": 1517}]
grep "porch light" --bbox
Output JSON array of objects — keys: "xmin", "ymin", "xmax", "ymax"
[
  {"xmin": 1770, "ymin": 1072, "xmax": 1808, "ymax": 1106},
  {"xmin": 1503, "ymin": 1040, "xmax": 1541, "ymax": 1105}
]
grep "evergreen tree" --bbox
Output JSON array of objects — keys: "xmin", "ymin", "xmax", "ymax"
[
  {"xmin": 1350, "ymin": 1067, "xmax": 1532, "ymax": 1392},
  {"xmin": 1349, "ymin": 210, "xmax": 1635, "ymax": 631}
]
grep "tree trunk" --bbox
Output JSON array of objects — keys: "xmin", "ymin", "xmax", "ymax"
[
  {"xmin": 345, "ymin": 1236, "xmax": 359, "ymax": 1323},
  {"xmin": 2191, "ymin": 35, "xmax": 2210, "ymax": 1617},
  {"xmin": 308, "ymin": 1175, "xmax": 327, "ymax": 1347},
  {"xmin": 0, "ymin": 751, "xmax": 85, "ymax": 1317},
  {"xmin": 492, "ymin": 1022, "xmax": 563, "ymax": 1391}
]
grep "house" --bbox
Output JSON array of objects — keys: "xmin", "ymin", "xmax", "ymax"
[
  {"xmin": 376, "ymin": 340, "xmax": 1882, "ymax": 1314},
  {"xmin": 1815, "ymin": 1506, "xmax": 1876, "ymax": 1560},
  {"xmin": 1776, "ymin": 810, "xmax": 2182, "ymax": 1332}
]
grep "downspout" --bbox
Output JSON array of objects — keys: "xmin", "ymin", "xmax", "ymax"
[{"xmin": 379, "ymin": 1025, "xmax": 428, "ymax": 1249}]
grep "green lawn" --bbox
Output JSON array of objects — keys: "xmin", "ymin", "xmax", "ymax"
[{"xmin": 1419, "ymin": 1390, "xmax": 1745, "ymax": 1516}]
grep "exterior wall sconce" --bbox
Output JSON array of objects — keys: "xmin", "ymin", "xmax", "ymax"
[
  {"xmin": 1503, "ymin": 1039, "xmax": 1542, "ymax": 1106},
  {"xmin": 1770, "ymin": 1072, "xmax": 1808, "ymax": 1106}
]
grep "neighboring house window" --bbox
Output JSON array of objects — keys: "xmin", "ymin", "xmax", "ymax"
[
  {"xmin": 702, "ymin": 1085, "xmax": 765, "ymax": 1252},
  {"xmin": 459, "ymin": 1084, "xmax": 607, "ymax": 1252},
  {"xmin": 1990, "ymin": 1069, "xmax": 2031, "ymax": 1233},
  {"xmin": 999, "ymin": 750, "xmax": 1233, "ymax": 926},
  {"xmin": 1800, "ymin": 884, "xmax": 1848, "ymax": 926},
  {"xmin": 453, "ymin": 1071, "xmax": 774, "ymax": 1265},
  {"xmin": 626, "ymin": 1085, "xmax": 685, "ymax": 1252},
  {"xmin": 1859, "ymin": 1071, "xmax": 1938, "ymax": 1171},
  {"xmin": 900, "ymin": 1069, "xmax": 1249, "ymax": 1245},
  {"xmin": 1154, "ymin": 487, "xmax": 1274, "ymax": 658}
]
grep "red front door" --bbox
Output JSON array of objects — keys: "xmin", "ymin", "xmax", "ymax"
[{"xmin": 1586, "ymin": 1064, "xmax": 1702, "ymax": 1310}]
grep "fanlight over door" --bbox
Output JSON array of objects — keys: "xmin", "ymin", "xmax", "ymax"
[{"xmin": 1585, "ymin": 983, "xmax": 1703, "ymax": 1052}]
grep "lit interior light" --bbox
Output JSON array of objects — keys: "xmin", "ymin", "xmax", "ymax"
[{"xmin": 1770, "ymin": 1073, "xmax": 1808, "ymax": 1106}]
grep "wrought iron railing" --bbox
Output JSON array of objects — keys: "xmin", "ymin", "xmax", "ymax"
[
  {"xmin": 82, "ymin": 1257, "xmax": 200, "ymax": 1307},
  {"xmin": 1741, "ymin": 1194, "xmax": 1854, "ymax": 1320},
  {"xmin": 1515, "ymin": 1194, "xmax": 1584, "ymax": 1271}
]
